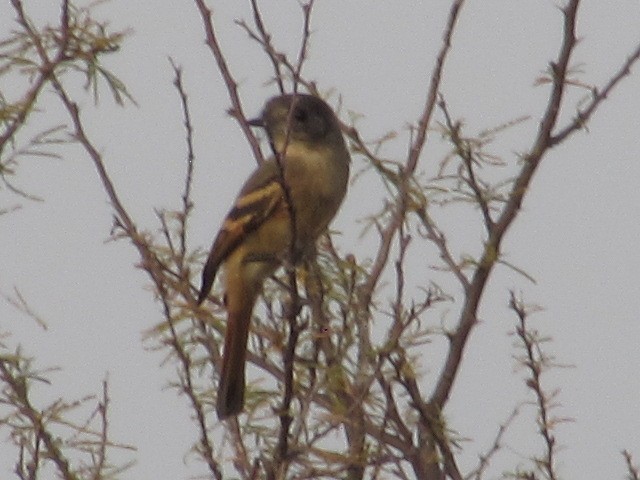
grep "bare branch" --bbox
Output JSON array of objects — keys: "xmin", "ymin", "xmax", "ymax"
[
  {"xmin": 169, "ymin": 59, "xmax": 197, "ymax": 276},
  {"xmin": 551, "ymin": 41, "xmax": 640, "ymax": 146},
  {"xmin": 467, "ymin": 406, "xmax": 521, "ymax": 480},
  {"xmin": 509, "ymin": 291, "xmax": 562, "ymax": 480},
  {"xmin": 623, "ymin": 450, "xmax": 640, "ymax": 480},
  {"xmin": 248, "ymin": 0, "xmax": 285, "ymax": 93},
  {"xmin": 437, "ymin": 96, "xmax": 494, "ymax": 231},
  {"xmin": 431, "ymin": 0, "xmax": 583, "ymax": 410},
  {"xmin": 1, "ymin": 287, "xmax": 48, "ymax": 330},
  {"xmin": 193, "ymin": 0, "xmax": 264, "ymax": 164},
  {"xmin": 407, "ymin": 0, "xmax": 466, "ymax": 174},
  {"xmin": 358, "ymin": 0, "xmax": 467, "ymax": 306},
  {"xmin": 165, "ymin": 299, "xmax": 223, "ymax": 479}
]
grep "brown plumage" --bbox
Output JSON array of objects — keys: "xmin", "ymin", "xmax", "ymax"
[{"xmin": 197, "ymin": 94, "xmax": 350, "ymax": 418}]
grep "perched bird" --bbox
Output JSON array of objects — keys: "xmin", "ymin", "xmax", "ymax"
[{"xmin": 197, "ymin": 94, "xmax": 350, "ymax": 419}]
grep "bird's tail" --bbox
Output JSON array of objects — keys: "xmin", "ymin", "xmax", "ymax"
[{"xmin": 216, "ymin": 292, "xmax": 254, "ymax": 419}]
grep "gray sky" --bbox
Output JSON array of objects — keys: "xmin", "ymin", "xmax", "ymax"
[{"xmin": 2, "ymin": 1, "xmax": 640, "ymax": 478}]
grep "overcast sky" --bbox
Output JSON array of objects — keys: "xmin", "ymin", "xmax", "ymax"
[{"xmin": 2, "ymin": 1, "xmax": 640, "ymax": 479}]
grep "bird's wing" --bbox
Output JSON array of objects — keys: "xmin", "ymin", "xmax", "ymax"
[{"xmin": 197, "ymin": 161, "xmax": 284, "ymax": 304}]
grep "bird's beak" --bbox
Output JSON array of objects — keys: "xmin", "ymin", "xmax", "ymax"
[{"xmin": 247, "ymin": 117, "xmax": 264, "ymax": 128}]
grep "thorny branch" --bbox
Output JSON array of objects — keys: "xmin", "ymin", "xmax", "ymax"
[
  {"xmin": 358, "ymin": 0, "xmax": 466, "ymax": 309},
  {"xmin": 0, "ymin": 1, "xmax": 68, "ymax": 158},
  {"xmin": 430, "ymin": 0, "xmax": 581, "ymax": 410},
  {"xmin": 510, "ymin": 291, "xmax": 564, "ymax": 480},
  {"xmin": 5, "ymin": 0, "xmax": 640, "ymax": 479},
  {"xmin": 247, "ymin": 0, "xmax": 285, "ymax": 94},
  {"xmin": 170, "ymin": 59, "xmax": 196, "ymax": 269},
  {"xmin": 188, "ymin": 0, "xmax": 640, "ymax": 479},
  {"xmin": 193, "ymin": 0, "xmax": 264, "ymax": 165},
  {"xmin": 437, "ymin": 96, "xmax": 494, "ymax": 230}
]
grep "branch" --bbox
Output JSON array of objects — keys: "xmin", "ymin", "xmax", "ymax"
[
  {"xmin": 358, "ymin": 0, "xmax": 466, "ymax": 306},
  {"xmin": 467, "ymin": 406, "xmax": 521, "ymax": 480},
  {"xmin": 248, "ymin": 0, "xmax": 285, "ymax": 93},
  {"xmin": 164, "ymin": 296, "xmax": 222, "ymax": 479},
  {"xmin": 623, "ymin": 450, "xmax": 640, "ymax": 480},
  {"xmin": 437, "ymin": 96, "xmax": 494, "ymax": 231},
  {"xmin": 509, "ymin": 292, "xmax": 561, "ymax": 480},
  {"xmin": 273, "ymin": 1, "xmax": 315, "ymax": 475},
  {"xmin": 414, "ymin": 206, "xmax": 470, "ymax": 290},
  {"xmin": 0, "ymin": 0, "xmax": 69, "ymax": 158},
  {"xmin": 395, "ymin": 360, "xmax": 462, "ymax": 480},
  {"xmin": 170, "ymin": 59, "xmax": 196, "ymax": 269},
  {"xmin": 430, "ymin": 0, "xmax": 582, "ymax": 410},
  {"xmin": 407, "ymin": 0, "xmax": 466, "ymax": 174},
  {"xmin": 551, "ymin": 41, "xmax": 640, "ymax": 146},
  {"xmin": 193, "ymin": 0, "xmax": 264, "ymax": 164},
  {"xmin": 0, "ymin": 359, "xmax": 78, "ymax": 480}
]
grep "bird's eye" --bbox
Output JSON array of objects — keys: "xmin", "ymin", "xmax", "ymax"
[{"xmin": 293, "ymin": 107, "xmax": 308, "ymax": 123}]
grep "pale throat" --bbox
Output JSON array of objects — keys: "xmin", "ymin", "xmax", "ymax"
[{"xmin": 272, "ymin": 138, "xmax": 325, "ymax": 158}]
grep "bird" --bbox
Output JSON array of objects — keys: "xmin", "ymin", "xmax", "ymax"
[{"xmin": 197, "ymin": 93, "xmax": 350, "ymax": 419}]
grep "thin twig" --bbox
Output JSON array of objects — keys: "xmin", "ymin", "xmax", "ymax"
[
  {"xmin": 407, "ymin": 0, "xmax": 466, "ymax": 174},
  {"xmin": 623, "ymin": 450, "xmax": 640, "ymax": 480},
  {"xmin": 193, "ymin": 0, "xmax": 263, "ymax": 164},
  {"xmin": 437, "ymin": 96, "xmax": 493, "ymax": 230},
  {"xmin": 248, "ymin": 0, "xmax": 285, "ymax": 93},
  {"xmin": 0, "ymin": 360, "xmax": 79, "ymax": 480},
  {"xmin": 1, "ymin": 0, "xmax": 69, "ymax": 158},
  {"xmin": 509, "ymin": 291, "xmax": 558, "ymax": 480},
  {"xmin": 551, "ymin": 41, "xmax": 640, "ymax": 146},
  {"xmin": 169, "ymin": 59, "xmax": 196, "ymax": 268},
  {"xmin": 467, "ymin": 406, "xmax": 521, "ymax": 480},
  {"xmin": 358, "ymin": 0, "xmax": 466, "ymax": 307},
  {"xmin": 164, "ymin": 290, "xmax": 222, "ymax": 479}
]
